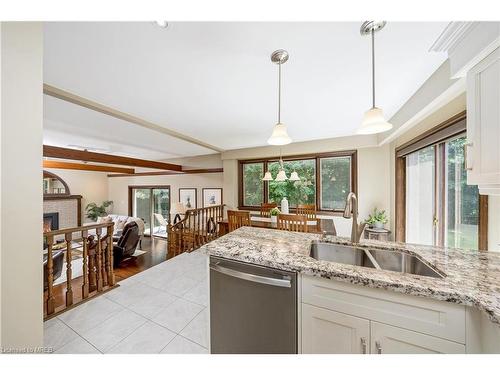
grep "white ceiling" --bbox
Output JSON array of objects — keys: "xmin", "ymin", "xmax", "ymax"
[
  {"xmin": 43, "ymin": 22, "xmax": 448, "ymax": 157},
  {"xmin": 43, "ymin": 95, "xmax": 214, "ymax": 160}
]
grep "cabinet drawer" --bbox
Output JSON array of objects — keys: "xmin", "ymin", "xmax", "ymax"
[
  {"xmin": 371, "ymin": 322, "xmax": 465, "ymax": 354},
  {"xmin": 302, "ymin": 275, "xmax": 465, "ymax": 343}
]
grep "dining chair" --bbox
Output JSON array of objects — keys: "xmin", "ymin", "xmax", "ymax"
[
  {"xmin": 296, "ymin": 204, "xmax": 317, "ymax": 220},
  {"xmin": 260, "ymin": 202, "xmax": 278, "ymax": 217},
  {"xmin": 227, "ymin": 210, "xmax": 251, "ymax": 232},
  {"xmin": 277, "ymin": 214, "xmax": 308, "ymax": 232}
]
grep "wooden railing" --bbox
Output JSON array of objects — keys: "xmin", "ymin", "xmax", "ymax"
[
  {"xmin": 168, "ymin": 205, "xmax": 225, "ymax": 256},
  {"xmin": 43, "ymin": 222, "xmax": 115, "ymax": 318}
]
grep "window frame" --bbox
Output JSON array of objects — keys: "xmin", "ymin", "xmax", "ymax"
[
  {"xmin": 238, "ymin": 150, "xmax": 357, "ymax": 215},
  {"xmin": 395, "ymin": 111, "xmax": 489, "ymax": 250}
]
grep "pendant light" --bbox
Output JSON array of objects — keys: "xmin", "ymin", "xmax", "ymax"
[
  {"xmin": 289, "ymin": 171, "xmax": 300, "ymax": 181},
  {"xmin": 268, "ymin": 50, "xmax": 292, "ymax": 145},
  {"xmin": 357, "ymin": 21, "xmax": 393, "ymax": 135},
  {"xmin": 274, "ymin": 149, "xmax": 288, "ymax": 182}
]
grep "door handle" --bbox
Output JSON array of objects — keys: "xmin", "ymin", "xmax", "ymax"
[
  {"xmin": 360, "ymin": 337, "xmax": 367, "ymax": 354},
  {"xmin": 210, "ymin": 264, "xmax": 292, "ymax": 288},
  {"xmin": 375, "ymin": 341, "xmax": 382, "ymax": 354}
]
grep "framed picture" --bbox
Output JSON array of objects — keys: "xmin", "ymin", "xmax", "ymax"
[
  {"xmin": 202, "ymin": 188, "xmax": 223, "ymax": 207},
  {"xmin": 179, "ymin": 188, "xmax": 197, "ymax": 210}
]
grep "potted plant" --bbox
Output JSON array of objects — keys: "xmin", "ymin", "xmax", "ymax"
[
  {"xmin": 269, "ymin": 207, "xmax": 281, "ymax": 224},
  {"xmin": 85, "ymin": 200, "xmax": 113, "ymax": 221},
  {"xmin": 365, "ymin": 208, "xmax": 388, "ymax": 229}
]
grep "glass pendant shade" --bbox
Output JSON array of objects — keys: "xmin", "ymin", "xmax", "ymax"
[
  {"xmin": 267, "ymin": 123, "xmax": 292, "ymax": 145},
  {"xmin": 262, "ymin": 171, "xmax": 273, "ymax": 181},
  {"xmin": 289, "ymin": 171, "xmax": 300, "ymax": 181},
  {"xmin": 275, "ymin": 169, "xmax": 288, "ymax": 182},
  {"xmin": 357, "ymin": 107, "xmax": 393, "ymax": 135}
]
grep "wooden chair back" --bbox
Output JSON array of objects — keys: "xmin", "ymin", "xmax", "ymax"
[
  {"xmin": 277, "ymin": 214, "xmax": 308, "ymax": 233},
  {"xmin": 296, "ymin": 204, "xmax": 317, "ymax": 219},
  {"xmin": 227, "ymin": 210, "xmax": 251, "ymax": 232},
  {"xmin": 260, "ymin": 203, "xmax": 278, "ymax": 217}
]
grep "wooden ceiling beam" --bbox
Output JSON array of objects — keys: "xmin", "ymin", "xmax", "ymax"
[
  {"xmin": 107, "ymin": 168, "xmax": 223, "ymax": 178},
  {"xmin": 43, "ymin": 145, "xmax": 182, "ymax": 171},
  {"xmin": 43, "ymin": 84, "xmax": 224, "ymax": 153},
  {"xmin": 43, "ymin": 160, "xmax": 135, "ymax": 174}
]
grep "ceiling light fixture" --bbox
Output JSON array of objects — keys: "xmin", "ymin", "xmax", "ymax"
[
  {"xmin": 268, "ymin": 50, "xmax": 292, "ymax": 145},
  {"xmin": 357, "ymin": 21, "xmax": 393, "ymax": 135},
  {"xmin": 154, "ymin": 21, "xmax": 169, "ymax": 29}
]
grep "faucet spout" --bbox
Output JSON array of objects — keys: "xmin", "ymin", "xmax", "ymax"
[{"xmin": 343, "ymin": 192, "xmax": 365, "ymax": 244}]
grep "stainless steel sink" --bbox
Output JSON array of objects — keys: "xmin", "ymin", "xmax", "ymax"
[
  {"xmin": 309, "ymin": 242, "xmax": 376, "ymax": 269},
  {"xmin": 368, "ymin": 249, "xmax": 444, "ymax": 279},
  {"xmin": 310, "ymin": 242, "xmax": 444, "ymax": 279}
]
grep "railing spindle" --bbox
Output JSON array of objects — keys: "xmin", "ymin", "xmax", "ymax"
[
  {"xmin": 107, "ymin": 223, "xmax": 115, "ymax": 286},
  {"xmin": 46, "ymin": 234, "xmax": 55, "ymax": 315},
  {"xmin": 81, "ymin": 229, "xmax": 89, "ymax": 299},
  {"xmin": 65, "ymin": 232, "xmax": 73, "ymax": 307},
  {"xmin": 95, "ymin": 227, "xmax": 103, "ymax": 292}
]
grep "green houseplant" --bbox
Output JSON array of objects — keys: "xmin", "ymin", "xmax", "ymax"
[
  {"xmin": 85, "ymin": 200, "xmax": 113, "ymax": 221},
  {"xmin": 365, "ymin": 208, "xmax": 388, "ymax": 229},
  {"xmin": 269, "ymin": 207, "xmax": 281, "ymax": 223}
]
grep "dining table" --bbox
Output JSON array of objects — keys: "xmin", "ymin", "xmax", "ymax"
[{"xmin": 218, "ymin": 214, "xmax": 336, "ymax": 236}]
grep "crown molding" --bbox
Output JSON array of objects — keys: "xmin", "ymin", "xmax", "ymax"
[{"xmin": 430, "ymin": 22, "xmax": 477, "ymax": 53}]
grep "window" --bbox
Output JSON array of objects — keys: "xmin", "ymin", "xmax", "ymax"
[
  {"xmin": 268, "ymin": 159, "xmax": 316, "ymax": 208},
  {"xmin": 238, "ymin": 151, "xmax": 356, "ymax": 213},
  {"xmin": 320, "ymin": 156, "xmax": 351, "ymax": 210},
  {"xmin": 242, "ymin": 163, "xmax": 264, "ymax": 207},
  {"xmin": 396, "ymin": 113, "xmax": 487, "ymax": 250}
]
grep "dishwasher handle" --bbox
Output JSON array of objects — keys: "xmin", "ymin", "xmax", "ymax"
[{"xmin": 210, "ymin": 263, "xmax": 292, "ymax": 288}]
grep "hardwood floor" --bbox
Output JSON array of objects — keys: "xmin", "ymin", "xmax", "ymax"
[{"xmin": 45, "ymin": 236, "xmax": 171, "ymax": 319}]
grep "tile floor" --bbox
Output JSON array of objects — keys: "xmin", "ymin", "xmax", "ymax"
[{"xmin": 44, "ymin": 250, "xmax": 209, "ymax": 354}]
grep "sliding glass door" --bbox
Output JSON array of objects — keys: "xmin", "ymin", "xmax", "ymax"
[
  {"xmin": 405, "ymin": 135, "xmax": 480, "ymax": 249},
  {"xmin": 130, "ymin": 186, "xmax": 170, "ymax": 238},
  {"xmin": 444, "ymin": 137, "xmax": 479, "ymax": 249},
  {"xmin": 406, "ymin": 145, "xmax": 436, "ymax": 246}
]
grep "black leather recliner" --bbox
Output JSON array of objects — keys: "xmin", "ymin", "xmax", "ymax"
[
  {"xmin": 43, "ymin": 250, "xmax": 65, "ymax": 290},
  {"xmin": 113, "ymin": 221, "xmax": 140, "ymax": 267}
]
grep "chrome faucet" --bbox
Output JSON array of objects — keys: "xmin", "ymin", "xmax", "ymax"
[{"xmin": 343, "ymin": 192, "xmax": 366, "ymax": 244}]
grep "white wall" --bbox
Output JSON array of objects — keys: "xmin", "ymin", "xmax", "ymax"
[
  {"xmin": 108, "ymin": 154, "xmax": 224, "ymax": 218},
  {"xmin": 108, "ymin": 173, "xmax": 224, "ymax": 219},
  {"xmin": 221, "ymin": 136, "xmax": 391, "ymax": 237},
  {"xmin": 46, "ymin": 168, "xmax": 110, "ymax": 223},
  {"xmin": 0, "ymin": 22, "xmax": 43, "ymax": 349}
]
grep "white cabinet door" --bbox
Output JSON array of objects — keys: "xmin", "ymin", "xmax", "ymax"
[
  {"xmin": 302, "ymin": 304, "xmax": 370, "ymax": 354},
  {"xmin": 466, "ymin": 46, "xmax": 500, "ymax": 193},
  {"xmin": 370, "ymin": 322, "xmax": 465, "ymax": 354}
]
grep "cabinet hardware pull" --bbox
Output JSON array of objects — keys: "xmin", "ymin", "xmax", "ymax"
[
  {"xmin": 375, "ymin": 341, "xmax": 382, "ymax": 354},
  {"xmin": 464, "ymin": 142, "xmax": 473, "ymax": 171},
  {"xmin": 360, "ymin": 337, "xmax": 367, "ymax": 354}
]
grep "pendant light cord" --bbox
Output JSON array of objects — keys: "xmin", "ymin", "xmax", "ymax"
[
  {"xmin": 371, "ymin": 28, "xmax": 376, "ymax": 109},
  {"xmin": 278, "ymin": 62, "xmax": 282, "ymax": 124}
]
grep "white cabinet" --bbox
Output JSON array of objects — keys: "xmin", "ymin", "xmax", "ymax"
[
  {"xmin": 302, "ymin": 304, "xmax": 369, "ymax": 354},
  {"xmin": 466, "ymin": 47, "xmax": 500, "ymax": 194},
  {"xmin": 370, "ymin": 322, "xmax": 465, "ymax": 354},
  {"xmin": 300, "ymin": 275, "xmax": 474, "ymax": 354}
]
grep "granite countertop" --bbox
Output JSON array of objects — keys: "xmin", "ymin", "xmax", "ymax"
[{"xmin": 200, "ymin": 226, "xmax": 500, "ymax": 325}]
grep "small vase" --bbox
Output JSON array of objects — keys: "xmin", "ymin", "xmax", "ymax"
[
  {"xmin": 374, "ymin": 222, "xmax": 384, "ymax": 229},
  {"xmin": 271, "ymin": 216, "xmax": 277, "ymax": 224}
]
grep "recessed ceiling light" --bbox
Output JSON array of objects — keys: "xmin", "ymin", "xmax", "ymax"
[{"xmin": 154, "ymin": 21, "xmax": 169, "ymax": 29}]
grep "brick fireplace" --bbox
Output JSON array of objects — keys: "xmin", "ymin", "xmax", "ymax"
[{"xmin": 43, "ymin": 195, "xmax": 82, "ymax": 230}]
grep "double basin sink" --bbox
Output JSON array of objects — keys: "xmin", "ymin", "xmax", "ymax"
[{"xmin": 310, "ymin": 242, "xmax": 444, "ymax": 279}]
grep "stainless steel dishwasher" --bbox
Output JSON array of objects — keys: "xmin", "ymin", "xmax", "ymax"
[{"xmin": 209, "ymin": 256, "xmax": 297, "ymax": 354}]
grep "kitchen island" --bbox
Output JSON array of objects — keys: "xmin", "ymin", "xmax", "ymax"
[{"xmin": 201, "ymin": 226, "xmax": 500, "ymax": 353}]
